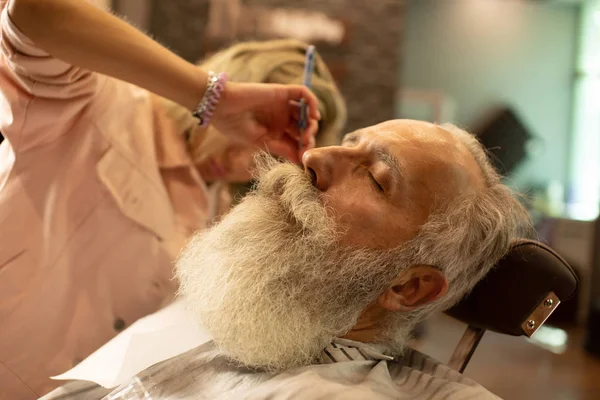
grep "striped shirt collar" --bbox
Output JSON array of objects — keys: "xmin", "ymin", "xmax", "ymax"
[{"xmin": 320, "ymin": 338, "xmax": 395, "ymax": 364}]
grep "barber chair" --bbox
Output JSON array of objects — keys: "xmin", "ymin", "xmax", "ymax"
[{"xmin": 445, "ymin": 239, "xmax": 578, "ymax": 372}]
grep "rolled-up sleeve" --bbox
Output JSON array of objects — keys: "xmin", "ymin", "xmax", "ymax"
[{"xmin": 0, "ymin": 0, "xmax": 100, "ymax": 152}]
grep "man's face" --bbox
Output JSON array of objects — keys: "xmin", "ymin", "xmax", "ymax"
[
  {"xmin": 302, "ymin": 119, "xmax": 483, "ymax": 249},
  {"xmin": 176, "ymin": 120, "xmax": 483, "ymax": 372}
]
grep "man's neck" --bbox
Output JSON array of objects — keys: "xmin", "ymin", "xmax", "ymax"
[{"xmin": 343, "ymin": 302, "xmax": 386, "ymax": 343}]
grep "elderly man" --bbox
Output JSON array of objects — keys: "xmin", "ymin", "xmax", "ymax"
[{"xmin": 49, "ymin": 120, "xmax": 528, "ymax": 400}]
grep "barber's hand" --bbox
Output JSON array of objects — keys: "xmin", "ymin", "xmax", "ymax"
[{"xmin": 212, "ymin": 82, "xmax": 320, "ymax": 164}]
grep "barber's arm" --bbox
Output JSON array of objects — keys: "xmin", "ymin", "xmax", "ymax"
[
  {"xmin": 7, "ymin": 0, "xmax": 319, "ymax": 160},
  {"xmin": 8, "ymin": 0, "xmax": 207, "ymax": 111}
]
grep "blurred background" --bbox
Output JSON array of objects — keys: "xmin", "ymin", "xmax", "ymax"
[{"xmin": 12, "ymin": 0, "xmax": 594, "ymax": 398}]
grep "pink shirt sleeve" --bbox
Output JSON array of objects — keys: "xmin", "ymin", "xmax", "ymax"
[{"xmin": 0, "ymin": 0, "xmax": 101, "ymax": 152}]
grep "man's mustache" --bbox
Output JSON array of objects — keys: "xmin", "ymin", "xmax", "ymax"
[
  {"xmin": 252, "ymin": 153, "xmax": 312, "ymax": 195},
  {"xmin": 250, "ymin": 153, "xmax": 343, "ymax": 242}
]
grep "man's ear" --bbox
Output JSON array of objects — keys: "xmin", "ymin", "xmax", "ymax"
[{"xmin": 378, "ymin": 266, "xmax": 448, "ymax": 312}]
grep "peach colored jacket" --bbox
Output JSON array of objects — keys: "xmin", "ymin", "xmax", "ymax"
[{"xmin": 0, "ymin": 3, "xmax": 229, "ymax": 398}]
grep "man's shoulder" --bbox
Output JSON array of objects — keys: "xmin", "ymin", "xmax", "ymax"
[
  {"xmin": 243, "ymin": 352, "xmax": 501, "ymax": 400},
  {"xmin": 109, "ymin": 341, "xmax": 271, "ymax": 398},
  {"xmin": 387, "ymin": 348, "xmax": 501, "ymax": 399},
  {"xmin": 105, "ymin": 344, "xmax": 501, "ymax": 400}
]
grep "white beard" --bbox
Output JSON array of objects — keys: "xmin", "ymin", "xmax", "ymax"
[{"xmin": 176, "ymin": 156, "xmax": 411, "ymax": 371}]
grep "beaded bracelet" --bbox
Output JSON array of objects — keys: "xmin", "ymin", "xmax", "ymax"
[{"xmin": 193, "ymin": 71, "xmax": 228, "ymax": 127}]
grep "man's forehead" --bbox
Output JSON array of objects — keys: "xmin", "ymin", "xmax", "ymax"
[
  {"xmin": 344, "ymin": 120, "xmax": 450, "ymax": 147},
  {"xmin": 343, "ymin": 120, "xmax": 482, "ymax": 187}
]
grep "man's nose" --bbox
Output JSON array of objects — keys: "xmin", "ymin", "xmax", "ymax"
[
  {"xmin": 302, "ymin": 147, "xmax": 350, "ymax": 191},
  {"xmin": 302, "ymin": 148, "xmax": 331, "ymax": 191}
]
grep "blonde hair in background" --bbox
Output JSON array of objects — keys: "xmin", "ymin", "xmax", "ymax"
[{"xmin": 160, "ymin": 39, "xmax": 347, "ymax": 164}]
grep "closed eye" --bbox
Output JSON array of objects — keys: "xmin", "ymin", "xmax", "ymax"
[{"xmin": 368, "ymin": 170, "xmax": 384, "ymax": 193}]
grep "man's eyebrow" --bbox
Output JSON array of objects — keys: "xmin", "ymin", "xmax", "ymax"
[
  {"xmin": 341, "ymin": 132, "xmax": 403, "ymax": 180},
  {"xmin": 376, "ymin": 148, "xmax": 403, "ymax": 182},
  {"xmin": 342, "ymin": 131, "xmax": 360, "ymax": 144}
]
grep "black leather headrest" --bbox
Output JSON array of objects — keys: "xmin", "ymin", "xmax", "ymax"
[{"xmin": 445, "ymin": 240, "xmax": 578, "ymax": 336}]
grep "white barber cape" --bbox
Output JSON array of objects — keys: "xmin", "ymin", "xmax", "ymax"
[
  {"xmin": 42, "ymin": 301, "xmax": 501, "ymax": 400},
  {"xmin": 50, "ymin": 300, "xmax": 211, "ymax": 388}
]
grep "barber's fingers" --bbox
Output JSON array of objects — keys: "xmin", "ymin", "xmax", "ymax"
[
  {"xmin": 262, "ymin": 135, "xmax": 301, "ymax": 164},
  {"xmin": 289, "ymin": 100, "xmax": 302, "ymax": 121},
  {"xmin": 262, "ymin": 113, "xmax": 318, "ymax": 164},
  {"xmin": 299, "ymin": 118, "xmax": 318, "ymax": 151},
  {"xmin": 262, "ymin": 123, "xmax": 316, "ymax": 164},
  {"xmin": 289, "ymin": 99, "xmax": 321, "ymax": 122},
  {"xmin": 284, "ymin": 114, "xmax": 319, "ymax": 142},
  {"xmin": 284, "ymin": 86, "xmax": 320, "ymax": 120},
  {"xmin": 300, "ymin": 133, "xmax": 316, "ymax": 160}
]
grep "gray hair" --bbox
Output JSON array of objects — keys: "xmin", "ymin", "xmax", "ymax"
[{"xmin": 381, "ymin": 124, "xmax": 531, "ymax": 344}]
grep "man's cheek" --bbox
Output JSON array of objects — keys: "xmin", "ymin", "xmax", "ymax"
[{"xmin": 325, "ymin": 193, "xmax": 381, "ymax": 245}]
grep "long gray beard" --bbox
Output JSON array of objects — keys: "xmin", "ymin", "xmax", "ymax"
[{"xmin": 176, "ymin": 157, "xmax": 409, "ymax": 372}]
